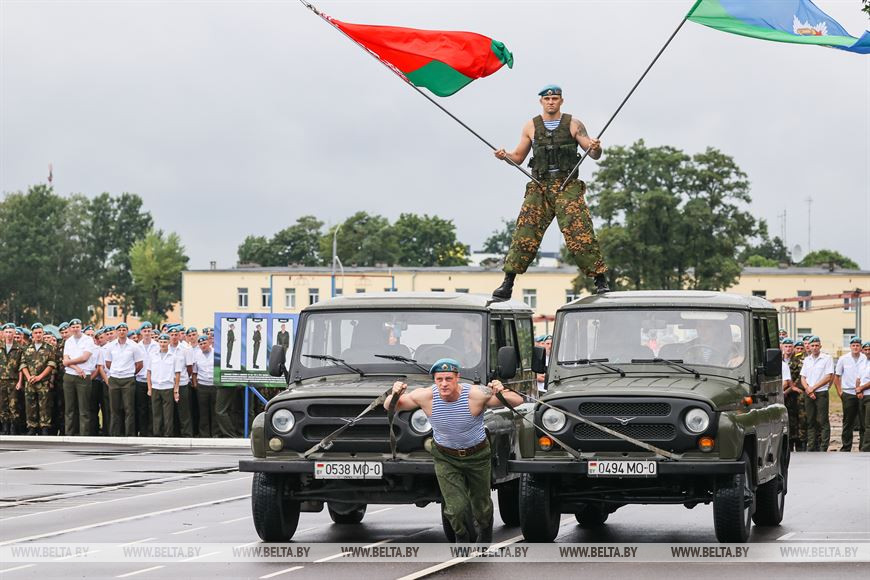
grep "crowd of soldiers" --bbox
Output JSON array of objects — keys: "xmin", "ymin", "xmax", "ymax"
[
  {"xmin": 780, "ymin": 333, "xmax": 870, "ymax": 452},
  {"xmin": 0, "ymin": 319, "xmax": 252, "ymax": 438}
]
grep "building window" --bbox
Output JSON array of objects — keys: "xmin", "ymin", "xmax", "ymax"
[
  {"xmin": 284, "ymin": 288, "xmax": 296, "ymax": 308},
  {"xmin": 843, "ymin": 329, "xmax": 857, "ymax": 347},
  {"xmin": 455, "ymin": 288, "xmax": 469, "ymax": 293},
  {"xmin": 355, "ymin": 288, "xmax": 366, "ymax": 294},
  {"xmin": 334, "ymin": 288, "xmax": 343, "ymax": 296},
  {"xmin": 261, "ymin": 288, "xmax": 271, "ymax": 308},
  {"xmin": 797, "ymin": 328, "xmax": 812, "ymax": 338},
  {"xmin": 237, "ymin": 287, "xmax": 249, "ymax": 308},
  {"xmin": 844, "ymin": 291, "xmax": 855, "ymax": 312},
  {"xmin": 752, "ymin": 290, "xmax": 767, "ymax": 298},
  {"xmin": 565, "ymin": 290, "xmax": 581, "ymax": 303},
  {"xmin": 309, "ymin": 288, "xmax": 320, "ymax": 305},
  {"xmin": 797, "ymin": 290, "xmax": 812, "ymax": 311},
  {"xmin": 431, "ymin": 288, "xmax": 445, "ymax": 292},
  {"xmin": 384, "ymin": 287, "xmax": 396, "ymax": 292},
  {"xmin": 106, "ymin": 302, "xmax": 120, "ymax": 318},
  {"xmin": 523, "ymin": 289, "xmax": 537, "ymax": 309}
]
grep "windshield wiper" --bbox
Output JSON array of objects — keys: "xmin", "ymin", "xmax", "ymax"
[
  {"xmin": 558, "ymin": 358, "xmax": 625, "ymax": 377},
  {"xmin": 631, "ymin": 358, "xmax": 700, "ymax": 379},
  {"xmin": 302, "ymin": 354, "xmax": 365, "ymax": 376},
  {"xmin": 373, "ymin": 353, "xmax": 430, "ymax": 374}
]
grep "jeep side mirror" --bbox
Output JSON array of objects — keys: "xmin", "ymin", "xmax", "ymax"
[
  {"xmin": 763, "ymin": 348, "xmax": 782, "ymax": 377},
  {"xmin": 531, "ymin": 346, "xmax": 547, "ymax": 374},
  {"xmin": 497, "ymin": 346, "xmax": 518, "ymax": 380},
  {"xmin": 268, "ymin": 345, "xmax": 287, "ymax": 378}
]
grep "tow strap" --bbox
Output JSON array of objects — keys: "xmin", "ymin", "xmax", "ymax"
[{"xmin": 303, "ymin": 385, "xmax": 394, "ymax": 458}]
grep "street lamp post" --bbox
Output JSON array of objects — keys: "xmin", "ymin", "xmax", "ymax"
[{"xmin": 331, "ymin": 224, "xmax": 343, "ymax": 298}]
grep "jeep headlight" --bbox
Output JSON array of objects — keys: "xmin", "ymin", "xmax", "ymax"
[
  {"xmin": 271, "ymin": 409, "xmax": 295, "ymax": 434},
  {"xmin": 542, "ymin": 408, "xmax": 567, "ymax": 432},
  {"xmin": 410, "ymin": 409, "xmax": 432, "ymax": 434},
  {"xmin": 684, "ymin": 408, "xmax": 710, "ymax": 434}
]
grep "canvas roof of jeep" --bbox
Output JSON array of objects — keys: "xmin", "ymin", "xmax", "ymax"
[
  {"xmin": 303, "ymin": 292, "xmax": 532, "ymax": 313},
  {"xmin": 562, "ymin": 290, "xmax": 775, "ymax": 311}
]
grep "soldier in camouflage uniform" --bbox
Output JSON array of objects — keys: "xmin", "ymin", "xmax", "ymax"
[
  {"xmin": 0, "ymin": 323, "xmax": 24, "ymax": 435},
  {"xmin": 19, "ymin": 324, "xmax": 57, "ymax": 435},
  {"xmin": 789, "ymin": 341, "xmax": 807, "ymax": 451},
  {"xmin": 492, "ymin": 85, "xmax": 609, "ymax": 301},
  {"xmin": 781, "ymin": 338, "xmax": 802, "ymax": 451}
]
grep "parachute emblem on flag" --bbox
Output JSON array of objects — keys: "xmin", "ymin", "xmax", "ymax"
[{"xmin": 792, "ymin": 15, "xmax": 828, "ymax": 37}]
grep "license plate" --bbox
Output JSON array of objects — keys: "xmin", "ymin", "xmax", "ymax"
[
  {"xmin": 314, "ymin": 461, "xmax": 383, "ymax": 480},
  {"xmin": 587, "ymin": 460, "xmax": 657, "ymax": 477}
]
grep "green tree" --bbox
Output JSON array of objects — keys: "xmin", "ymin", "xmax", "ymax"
[
  {"xmin": 586, "ymin": 140, "xmax": 760, "ymax": 291},
  {"xmin": 237, "ymin": 235, "xmax": 279, "ymax": 266},
  {"xmin": 741, "ymin": 233, "xmax": 791, "ymax": 265},
  {"xmin": 482, "ymin": 219, "xmax": 516, "ymax": 254},
  {"xmin": 745, "ymin": 255, "xmax": 779, "ymax": 267},
  {"xmin": 392, "ymin": 213, "xmax": 469, "ymax": 266},
  {"xmin": 272, "ymin": 215, "xmax": 325, "ymax": 266},
  {"xmin": 0, "ymin": 185, "xmax": 98, "ymax": 324},
  {"xmin": 799, "ymin": 249, "xmax": 859, "ymax": 270},
  {"xmin": 321, "ymin": 212, "xmax": 398, "ymax": 267},
  {"xmin": 129, "ymin": 230, "xmax": 189, "ymax": 323},
  {"xmin": 863, "ymin": 0, "xmax": 869, "ymax": 17}
]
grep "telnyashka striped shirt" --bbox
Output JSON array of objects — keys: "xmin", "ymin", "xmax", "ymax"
[{"xmin": 429, "ymin": 384, "xmax": 486, "ymax": 449}]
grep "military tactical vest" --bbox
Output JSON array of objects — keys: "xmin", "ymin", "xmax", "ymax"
[{"xmin": 528, "ymin": 114, "xmax": 579, "ymax": 179}]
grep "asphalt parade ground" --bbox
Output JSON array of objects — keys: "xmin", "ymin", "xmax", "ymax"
[{"xmin": 0, "ymin": 440, "xmax": 868, "ymax": 579}]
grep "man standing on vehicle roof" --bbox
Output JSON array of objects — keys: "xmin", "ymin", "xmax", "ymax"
[
  {"xmin": 384, "ymin": 358, "xmax": 524, "ymax": 543},
  {"xmin": 491, "ymin": 84, "xmax": 609, "ymax": 301}
]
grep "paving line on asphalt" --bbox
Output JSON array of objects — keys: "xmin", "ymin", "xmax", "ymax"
[
  {"xmin": 1, "ymin": 475, "xmax": 249, "ymax": 522},
  {"xmin": 0, "ymin": 450, "xmax": 152, "ymax": 471},
  {"xmin": 182, "ymin": 551, "xmax": 221, "ymax": 562},
  {"xmin": 396, "ymin": 516, "xmax": 573, "ymax": 580},
  {"xmin": 116, "ymin": 565, "xmax": 165, "ymax": 578},
  {"xmin": 220, "ymin": 516, "xmax": 251, "ymax": 524},
  {"xmin": 0, "ymin": 494, "xmax": 251, "ymax": 546},
  {"xmin": 1, "ymin": 466, "xmax": 240, "ymax": 508},
  {"xmin": 314, "ymin": 538, "xmax": 392, "ymax": 563},
  {"xmin": 0, "ymin": 564, "xmax": 36, "ymax": 574},
  {"xmin": 119, "ymin": 538, "xmax": 156, "ymax": 546},
  {"xmin": 259, "ymin": 565, "xmax": 305, "ymax": 578},
  {"xmin": 366, "ymin": 507, "xmax": 394, "ymax": 516},
  {"xmin": 170, "ymin": 526, "xmax": 207, "ymax": 535},
  {"xmin": 777, "ymin": 532, "xmax": 797, "ymax": 541}
]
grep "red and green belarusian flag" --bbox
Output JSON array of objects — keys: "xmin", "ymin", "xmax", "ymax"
[{"xmin": 321, "ymin": 14, "xmax": 514, "ymax": 96}]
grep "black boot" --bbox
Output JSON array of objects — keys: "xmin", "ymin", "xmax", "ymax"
[
  {"xmin": 491, "ymin": 273, "xmax": 516, "ymax": 302},
  {"xmin": 26, "ymin": 427, "xmax": 37, "ymax": 436},
  {"xmin": 9, "ymin": 423, "xmax": 19, "ymax": 435},
  {"xmin": 0, "ymin": 422, "xmax": 7, "ymax": 435},
  {"xmin": 477, "ymin": 521, "xmax": 493, "ymax": 544},
  {"xmin": 40, "ymin": 427, "xmax": 52, "ymax": 436},
  {"xmin": 594, "ymin": 274, "xmax": 610, "ymax": 294}
]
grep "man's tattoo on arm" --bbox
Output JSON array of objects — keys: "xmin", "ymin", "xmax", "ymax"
[{"xmin": 476, "ymin": 384, "xmax": 493, "ymax": 397}]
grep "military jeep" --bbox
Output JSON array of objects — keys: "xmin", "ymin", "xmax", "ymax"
[
  {"xmin": 239, "ymin": 292, "xmax": 545, "ymax": 541},
  {"xmin": 509, "ymin": 291, "xmax": 788, "ymax": 543}
]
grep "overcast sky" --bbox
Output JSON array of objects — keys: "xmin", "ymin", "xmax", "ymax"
[{"xmin": 2, "ymin": 0, "xmax": 868, "ymax": 270}]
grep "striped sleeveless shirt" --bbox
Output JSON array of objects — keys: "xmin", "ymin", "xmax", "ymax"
[{"xmin": 430, "ymin": 384, "xmax": 486, "ymax": 449}]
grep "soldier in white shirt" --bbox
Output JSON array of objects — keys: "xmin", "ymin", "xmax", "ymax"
[
  {"xmin": 62, "ymin": 318, "xmax": 96, "ymax": 436},
  {"xmin": 135, "ymin": 323, "xmax": 159, "ymax": 436},
  {"xmin": 147, "ymin": 333, "xmax": 181, "ymax": 437},
  {"xmin": 105, "ymin": 323, "xmax": 145, "ymax": 437},
  {"xmin": 858, "ymin": 343, "xmax": 870, "ymax": 452},
  {"xmin": 834, "ymin": 337, "xmax": 866, "ymax": 451},
  {"xmin": 193, "ymin": 336, "xmax": 216, "ymax": 437},
  {"xmin": 800, "ymin": 336, "xmax": 834, "ymax": 452},
  {"xmin": 169, "ymin": 326, "xmax": 195, "ymax": 436}
]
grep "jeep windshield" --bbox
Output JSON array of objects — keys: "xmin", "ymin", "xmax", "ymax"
[
  {"xmin": 557, "ymin": 309, "xmax": 748, "ymax": 375},
  {"xmin": 296, "ymin": 310, "xmax": 484, "ymax": 379}
]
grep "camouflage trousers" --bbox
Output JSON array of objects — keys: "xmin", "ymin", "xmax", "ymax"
[
  {"xmin": 504, "ymin": 177, "xmax": 607, "ymax": 277},
  {"xmin": 0, "ymin": 379, "xmax": 20, "ymax": 423},
  {"xmin": 861, "ymin": 397, "xmax": 870, "ymax": 452},
  {"xmin": 784, "ymin": 392, "xmax": 800, "ymax": 445},
  {"xmin": 431, "ymin": 442, "xmax": 493, "ymax": 539},
  {"xmin": 25, "ymin": 380, "xmax": 53, "ymax": 429},
  {"xmin": 796, "ymin": 392, "xmax": 808, "ymax": 444}
]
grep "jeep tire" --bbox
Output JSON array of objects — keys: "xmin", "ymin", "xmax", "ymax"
[
  {"xmin": 574, "ymin": 503, "xmax": 609, "ymax": 528},
  {"xmin": 252, "ymin": 472, "xmax": 301, "ymax": 541},
  {"xmin": 519, "ymin": 473, "xmax": 560, "ymax": 542},
  {"xmin": 497, "ymin": 478, "xmax": 521, "ymax": 527},
  {"xmin": 328, "ymin": 504, "xmax": 367, "ymax": 524},
  {"xmin": 713, "ymin": 452, "xmax": 754, "ymax": 542}
]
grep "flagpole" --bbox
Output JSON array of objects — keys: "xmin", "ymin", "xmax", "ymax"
[
  {"xmin": 298, "ymin": 0, "xmax": 542, "ymax": 186},
  {"xmin": 559, "ymin": 14, "xmax": 691, "ymax": 191}
]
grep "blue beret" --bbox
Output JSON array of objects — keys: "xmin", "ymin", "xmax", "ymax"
[
  {"xmin": 58, "ymin": 322, "xmax": 69, "ymax": 330},
  {"xmin": 30, "ymin": 323, "xmax": 43, "ymax": 330},
  {"xmin": 430, "ymin": 358, "xmax": 461, "ymax": 376},
  {"xmin": 808, "ymin": 335, "xmax": 821, "ymax": 344},
  {"xmin": 129, "ymin": 329, "xmax": 139, "ymax": 336},
  {"xmin": 197, "ymin": 336, "xmax": 208, "ymax": 343},
  {"xmin": 187, "ymin": 327, "xmax": 198, "ymax": 334},
  {"xmin": 2, "ymin": 323, "xmax": 14, "ymax": 330},
  {"xmin": 69, "ymin": 318, "xmax": 82, "ymax": 325},
  {"xmin": 780, "ymin": 338, "xmax": 794, "ymax": 345},
  {"xmin": 84, "ymin": 325, "xmax": 93, "ymax": 332},
  {"xmin": 849, "ymin": 336, "xmax": 862, "ymax": 344},
  {"xmin": 863, "ymin": 342, "xmax": 870, "ymax": 348},
  {"xmin": 538, "ymin": 84, "xmax": 562, "ymax": 96},
  {"xmin": 535, "ymin": 335, "xmax": 547, "ymax": 342},
  {"xmin": 22, "ymin": 328, "xmax": 31, "ymax": 337},
  {"xmin": 116, "ymin": 322, "xmax": 128, "ymax": 330},
  {"xmin": 14, "ymin": 327, "xmax": 23, "ymax": 335},
  {"xmin": 158, "ymin": 333, "xmax": 170, "ymax": 340},
  {"xmin": 140, "ymin": 321, "xmax": 153, "ymax": 329}
]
